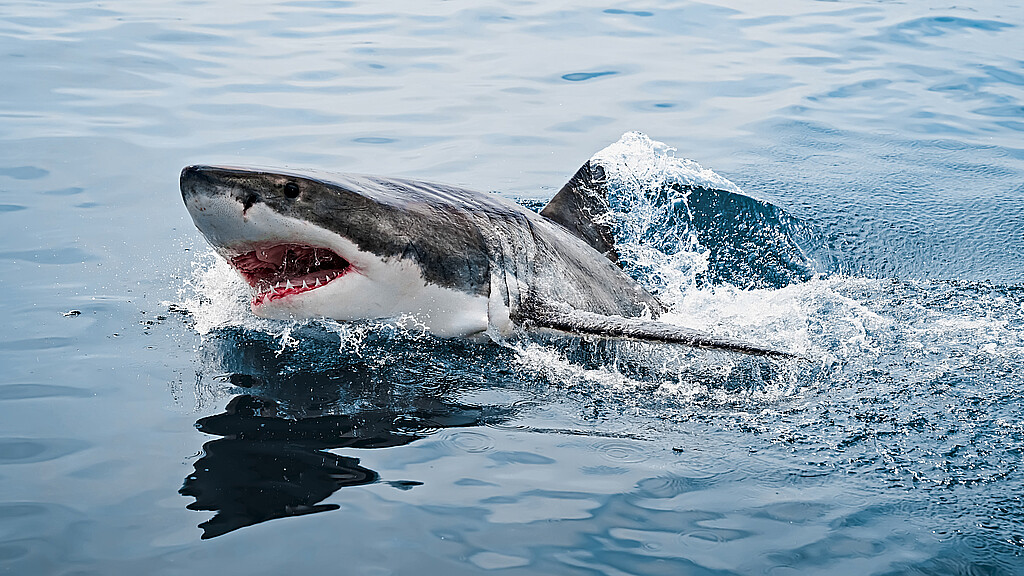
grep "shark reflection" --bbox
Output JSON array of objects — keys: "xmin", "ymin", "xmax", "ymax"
[
  {"xmin": 180, "ymin": 327, "xmax": 508, "ymax": 539},
  {"xmin": 181, "ymin": 393, "xmax": 491, "ymax": 539}
]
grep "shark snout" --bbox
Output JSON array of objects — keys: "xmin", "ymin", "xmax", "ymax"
[
  {"xmin": 180, "ymin": 165, "xmax": 265, "ymax": 212},
  {"xmin": 180, "ymin": 165, "xmax": 220, "ymax": 203}
]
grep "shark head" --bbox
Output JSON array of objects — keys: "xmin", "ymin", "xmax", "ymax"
[{"xmin": 180, "ymin": 165, "xmax": 493, "ymax": 337}]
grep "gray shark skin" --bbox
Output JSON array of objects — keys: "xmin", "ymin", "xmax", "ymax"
[{"xmin": 181, "ymin": 163, "xmax": 796, "ymax": 358}]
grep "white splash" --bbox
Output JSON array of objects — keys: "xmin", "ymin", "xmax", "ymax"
[
  {"xmin": 174, "ymin": 249, "xmax": 440, "ymax": 355},
  {"xmin": 591, "ymin": 131, "xmax": 742, "ymax": 194},
  {"xmin": 176, "ymin": 250, "xmax": 258, "ymax": 336}
]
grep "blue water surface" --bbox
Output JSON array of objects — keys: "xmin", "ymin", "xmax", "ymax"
[{"xmin": 2, "ymin": 0, "xmax": 1023, "ymax": 574}]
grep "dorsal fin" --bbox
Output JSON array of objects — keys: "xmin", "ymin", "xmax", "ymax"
[{"xmin": 540, "ymin": 161, "xmax": 619, "ymax": 264}]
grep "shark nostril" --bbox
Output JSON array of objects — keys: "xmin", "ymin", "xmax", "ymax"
[{"xmin": 241, "ymin": 191, "xmax": 259, "ymax": 211}]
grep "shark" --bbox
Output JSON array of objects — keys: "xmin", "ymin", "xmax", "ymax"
[{"xmin": 180, "ymin": 160, "xmax": 796, "ymax": 358}]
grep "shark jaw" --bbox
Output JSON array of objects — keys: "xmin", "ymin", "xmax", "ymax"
[{"xmin": 230, "ymin": 244, "xmax": 352, "ymax": 307}]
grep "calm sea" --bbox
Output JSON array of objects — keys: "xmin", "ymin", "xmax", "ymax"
[{"xmin": 2, "ymin": 0, "xmax": 1023, "ymax": 574}]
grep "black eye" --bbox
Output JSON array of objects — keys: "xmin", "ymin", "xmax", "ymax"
[{"xmin": 283, "ymin": 181, "xmax": 301, "ymax": 198}]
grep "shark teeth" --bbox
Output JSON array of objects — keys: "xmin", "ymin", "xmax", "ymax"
[
  {"xmin": 234, "ymin": 244, "xmax": 352, "ymax": 306},
  {"xmin": 250, "ymin": 265, "xmax": 348, "ymax": 306}
]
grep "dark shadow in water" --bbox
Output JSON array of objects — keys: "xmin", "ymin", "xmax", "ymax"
[
  {"xmin": 181, "ymin": 394, "xmax": 378, "ymax": 539},
  {"xmin": 180, "ymin": 326, "xmax": 514, "ymax": 539},
  {"xmin": 181, "ymin": 393, "xmax": 489, "ymax": 539}
]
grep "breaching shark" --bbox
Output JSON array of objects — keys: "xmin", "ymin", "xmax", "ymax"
[{"xmin": 181, "ymin": 160, "xmax": 796, "ymax": 358}]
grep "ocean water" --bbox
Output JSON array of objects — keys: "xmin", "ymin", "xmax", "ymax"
[{"xmin": 2, "ymin": 0, "xmax": 1024, "ymax": 574}]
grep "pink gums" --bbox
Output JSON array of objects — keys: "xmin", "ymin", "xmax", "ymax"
[{"xmin": 228, "ymin": 244, "xmax": 351, "ymax": 307}]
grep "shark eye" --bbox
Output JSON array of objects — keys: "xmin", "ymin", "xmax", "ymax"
[{"xmin": 283, "ymin": 181, "xmax": 301, "ymax": 198}]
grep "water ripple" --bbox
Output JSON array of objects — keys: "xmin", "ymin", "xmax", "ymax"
[
  {"xmin": 442, "ymin": 430, "xmax": 495, "ymax": 454},
  {"xmin": 0, "ymin": 438, "xmax": 88, "ymax": 465},
  {"xmin": 593, "ymin": 440, "xmax": 649, "ymax": 464},
  {"xmin": 561, "ymin": 71, "xmax": 618, "ymax": 82}
]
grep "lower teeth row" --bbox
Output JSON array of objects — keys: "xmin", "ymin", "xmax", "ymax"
[{"xmin": 257, "ymin": 272, "xmax": 340, "ymax": 296}]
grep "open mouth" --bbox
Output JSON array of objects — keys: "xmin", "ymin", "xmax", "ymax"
[{"xmin": 230, "ymin": 244, "xmax": 352, "ymax": 306}]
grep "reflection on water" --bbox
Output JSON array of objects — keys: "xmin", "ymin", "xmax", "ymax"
[
  {"xmin": 180, "ymin": 326, "xmax": 510, "ymax": 539},
  {"xmin": 181, "ymin": 394, "xmax": 380, "ymax": 539}
]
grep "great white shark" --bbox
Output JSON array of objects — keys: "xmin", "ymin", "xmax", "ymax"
[{"xmin": 180, "ymin": 161, "xmax": 796, "ymax": 358}]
